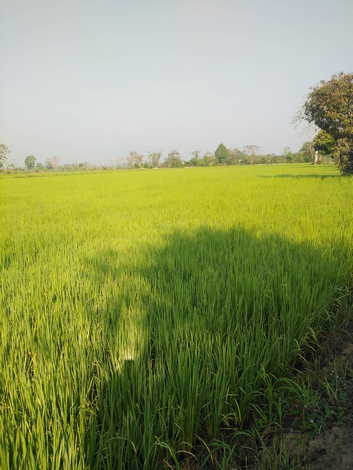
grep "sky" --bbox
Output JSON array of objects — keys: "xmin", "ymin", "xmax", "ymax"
[{"xmin": 1, "ymin": 0, "xmax": 353, "ymax": 166}]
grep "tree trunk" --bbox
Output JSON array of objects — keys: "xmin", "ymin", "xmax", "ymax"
[{"xmin": 341, "ymin": 151, "xmax": 353, "ymax": 175}]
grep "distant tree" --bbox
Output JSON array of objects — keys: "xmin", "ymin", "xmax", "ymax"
[
  {"xmin": 24, "ymin": 155, "xmax": 36, "ymax": 170},
  {"xmin": 127, "ymin": 152, "xmax": 144, "ymax": 168},
  {"xmin": 45, "ymin": 159, "xmax": 53, "ymax": 169},
  {"xmin": 243, "ymin": 145, "xmax": 260, "ymax": 164},
  {"xmin": 36, "ymin": 162, "xmax": 44, "ymax": 170},
  {"xmin": 190, "ymin": 150, "xmax": 201, "ymax": 166},
  {"xmin": 227, "ymin": 148, "xmax": 243, "ymax": 165},
  {"xmin": 303, "ymin": 72, "xmax": 353, "ymax": 174},
  {"xmin": 165, "ymin": 150, "xmax": 183, "ymax": 168},
  {"xmin": 45, "ymin": 156, "xmax": 59, "ymax": 169},
  {"xmin": 215, "ymin": 144, "xmax": 229, "ymax": 164},
  {"xmin": 243, "ymin": 145, "xmax": 260, "ymax": 156},
  {"xmin": 282, "ymin": 146, "xmax": 294, "ymax": 162},
  {"xmin": 0, "ymin": 144, "xmax": 9, "ymax": 168},
  {"xmin": 147, "ymin": 152, "xmax": 161, "ymax": 168},
  {"xmin": 313, "ymin": 130, "xmax": 336, "ymax": 158},
  {"xmin": 201, "ymin": 152, "xmax": 215, "ymax": 166},
  {"xmin": 299, "ymin": 142, "xmax": 315, "ymax": 163}
]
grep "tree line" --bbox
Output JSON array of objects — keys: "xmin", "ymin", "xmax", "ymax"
[
  {"xmin": 1, "ymin": 72, "xmax": 352, "ymax": 174},
  {"xmin": 125, "ymin": 143, "xmax": 327, "ymax": 169},
  {"xmin": 0, "ymin": 143, "xmax": 328, "ymax": 172}
]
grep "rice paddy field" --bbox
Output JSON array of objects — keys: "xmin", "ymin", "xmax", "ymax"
[{"xmin": 1, "ymin": 164, "xmax": 353, "ymax": 469}]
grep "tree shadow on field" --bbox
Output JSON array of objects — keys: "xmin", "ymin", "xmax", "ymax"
[
  {"xmin": 259, "ymin": 174, "xmax": 342, "ymax": 179},
  {"xmin": 83, "ymin": 226, "xmax": 348, "ymax": 469}
]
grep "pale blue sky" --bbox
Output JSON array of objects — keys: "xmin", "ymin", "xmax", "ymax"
[{"xmin": 1, "ymin": 0, "xmax": 352, "ymax": 165}]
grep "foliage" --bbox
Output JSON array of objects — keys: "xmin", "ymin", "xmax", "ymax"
[
  {"xmin": 147, "ymin": 152, "xmax": 161, "ymax": 168},
  {"xmin": 24, "ymin": 155, "xmax": 37, "ymax": 170},
  {"xmin": 0, "ymin": 165, "xmax": 352, "ymax": 468},
  {"xmin": 304, "ymin": 73, "xmax": 353, "ymax": 174},
  {"xmin": 282, "ymin": 147, "xmax": 295, "ymax": 163},
  {"xmin": 189, "ymin": 150, "xmax": 201, "ymax": 166},
  {"xmin": 45, "ymin": 156, "xmax": 59, "ymax": 169},
  {"xmin": 3, "ymin": 145, "xmax": 336, "ymax": 174},
  {"xmin": 200, "ymin": 152, "xmax": 216, "ymax": 166},
  {"xmin": 0, "ymin": 144, "xmax": 9, "ymax": 168},
  {"xmin": 243, "ymin": 144, "xmax": 260, "ymax": 156},
  {"xmin": 164, "ymin": 150, "xmax": 183, "ymax": 168},
  {"xmin": 127, "ymin": 151, "xmax": 144, "ymax": 168},
  {"xmin": 215, "ymin": 143, "xmax": 230, "ymax": 164},
  {"xmin": 313, "ymin": 130, "xmax": 336, "ymax": 156},
  {"xmin": 227, "ymin": 148, "xmax": 245, "ymax": 165},
  {"xmin": 300, "ymin": 142, "xmax": 315, "ymax": 163}
]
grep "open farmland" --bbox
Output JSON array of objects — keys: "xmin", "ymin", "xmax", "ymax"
[{"xmin": 1, "ymin": 164, "xmax": 353, "ymax": 469}]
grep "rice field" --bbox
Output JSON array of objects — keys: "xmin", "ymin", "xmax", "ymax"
[{"xmin": 1, "ymin": 164, "xmax": 352, "ymax": 469}]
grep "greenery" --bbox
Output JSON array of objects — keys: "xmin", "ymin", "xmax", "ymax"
[
  {"xmin": 304, "ymin": 73, "xmax": 353, "ymax": 174},
  {"xmin": 298, "ymin": 142, "xmax": 315, "ymax": 163},
  {"xmin": 215, "ymin": 143, "xmax": 230, "ymax": 164},
  {"xmin": 2, "ymin": 142, "xmax": 331, "ymax": 173},
  {"xmin": 0, "ymin": 144, "xmax": 9, "ymax": 168},
  {"xmin": 164, "ymin": 150, "xmax": 183, "ymax": 168},
  {"xmin": 24, "ymin": 155, "xmax": 37, "ymax": 170},
  {"xmin": 313, "ymin": 130, "xmax": 336, "ymax": 157},
  {"xmin": 1, "ymin": 164, "xmax": 352, "ymax": 469}
]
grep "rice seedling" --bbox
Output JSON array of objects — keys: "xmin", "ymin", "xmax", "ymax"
[{"xmin": 0, "ymin": 164, "xmax": 352, "ymax": 469}]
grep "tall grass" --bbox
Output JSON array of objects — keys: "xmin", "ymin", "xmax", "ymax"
[{"xmin": 1, "ymin": 164, "xmax": 352, "ymax": 469}]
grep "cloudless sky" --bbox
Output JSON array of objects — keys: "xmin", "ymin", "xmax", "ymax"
[{"xmin": 1, "ymin": 0, "xmax": 353, "ymax": 165}]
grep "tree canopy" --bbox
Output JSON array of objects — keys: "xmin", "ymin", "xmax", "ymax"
[
  {"xmin": 299, "ymin": 142, "xmax": 315, "ymax": 163},
  {"xmin": 25, "ymin": 155, "xmax": 37, "ymax": 170},
  {"xmin": 215, "ymin": 144, "xmax": 229, "ymax": 164},
  {"xmin": 304, "ymin": 73, "xmax": 353, "ymax": 174},
  {"xmin": 313, "ymin": 130, "xmax": 336, "ymax": 156},
  {"xmin": 165, "ymin": 151, "xmax": 183, "ymax": 168}
]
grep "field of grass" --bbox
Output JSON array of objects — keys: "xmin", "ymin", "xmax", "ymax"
[{"xmin": 1, "ymin": 164, "xmax": 352, "ymax": 469}]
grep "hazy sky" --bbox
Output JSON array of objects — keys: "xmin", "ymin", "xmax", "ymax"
[{"xmin": 1, "ymin": 0, "xmax": 353, "ymax": 165}]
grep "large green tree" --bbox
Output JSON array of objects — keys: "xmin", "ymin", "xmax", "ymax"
[{"xmin": 304, "ymin": 73, "xmax": 353, "ymax": 174}]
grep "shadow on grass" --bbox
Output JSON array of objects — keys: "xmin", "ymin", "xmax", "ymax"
[
  {"xmin": 83, "ymin": 226, "xmax": 348, "ymax": 469},
  {"xmin": 259, "ymin": 174, "xmax": 342, "ymax": 179}
]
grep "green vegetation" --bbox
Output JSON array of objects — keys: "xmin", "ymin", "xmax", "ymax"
[
  {"xmin": 0, "ymin": 141, "xmax": 324, "ymax": 172},
  {"xmin": 1, "ymin": 164, "xmax": 352, "ymax": 469},
  {"xmin": 24, "ymin": 155, "xmax": 37, "ymax": 170},
  {"xmin": 215, "ymin": 143, "xmax": 230, "ymax": 164},
  {"xmin": 304, "ymin": 72, "xmax": 353, "ymax": 174},
  {"xmin": 0, "ymin": 144, "xmax": 9, "ymax": 169}
]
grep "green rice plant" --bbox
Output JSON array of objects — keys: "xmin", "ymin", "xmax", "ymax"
[{"xmin": 0, "ymin": 164, "xmax": 352, "ymax": 469}]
